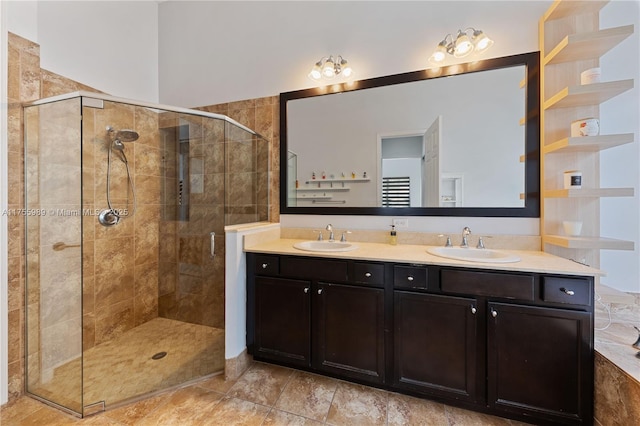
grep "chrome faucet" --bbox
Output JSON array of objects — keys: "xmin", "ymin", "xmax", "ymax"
[
  {"xmin": 326, "ymin": 224, "xmax": 335, "ymax": 242},
  {"xmin": 477, "ymin": 236, "xmax": 486, "ymax": 249},
  {"xmin": 439, "ymin": 234, "xmax": 453, "ymax": 247},
  {"xmin": 461, "ymin": 227, "xmax": 472, "ymax": 248}
]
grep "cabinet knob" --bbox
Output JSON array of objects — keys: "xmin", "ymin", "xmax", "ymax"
[
  {"xmin": 304, "ymin": 287, "xmax": 309, "ymax": 294},
  {"xmin": 561, "ymin": 288, "xmax": 575, "ymax": 296},
  {"xmin": 261, "ymin": 263, "xmax": 268, "ymax": 269},
  {"xmin": 407, "ymin": 276, "xmax": 414, "ymax": 281},
  {"xmin": 491, "ymin": 309, "xmax": 498, "ymax": 318},
  {"xmin": 365, "ymin": 272, "xmax": 372, "ymax": 278},
  {"xmin": 471, "ymin": 306, "xmax": 477, "ymax": 314},
  {"xmin": 318, "ymin": 288, "xmax": 323, "ymax": 295}
]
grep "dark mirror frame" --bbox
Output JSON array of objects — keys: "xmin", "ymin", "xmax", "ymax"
[{"xmin": 280, "ymin": 51, "xmax": 540, "ymax": 217}]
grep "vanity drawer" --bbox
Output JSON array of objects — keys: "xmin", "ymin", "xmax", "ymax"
[
  {"xmin": 542, "ymin": 276, "xmax": 592, "ymax": 306},
  {"xmin": 281, "ymin": 257, "xmax": 348, "ymax": 282},
  {"xmin": 353, "ymin": 262, "xmax": 385, "ymax": 286},
  {"xmin": 254, "ymin": 255, "xmax": 279, "ymax": 276},
  {"xmin": 441, "ymin": 269, "xmax": 534, "ymax": 301},
  {"xmin": 394, "ymin": 265, "xmax": 427, "ymax": 289}
]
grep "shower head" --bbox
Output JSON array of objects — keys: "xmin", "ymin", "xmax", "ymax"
[
  {"xmin": 106, "ymin": 126, "xmax": 140, "ymax": 143},
  {"xmin": 115, "ymin": 130, "xmax": 139, "ymax": 142}
]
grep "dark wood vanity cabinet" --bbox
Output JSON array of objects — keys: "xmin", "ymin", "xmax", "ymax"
[
  {"xmin": 247, "ymin": 253, "xmax": 594, "ymax": 425},
  {"xmin": 314, "ymin": 282, "xmax": 385, "ymax": 383},
  {"xmin": 393, "ymin": 291, "xmax": 480, "ymax": 403},
  {"xmin": 254, "ymin": 276, "xmax": 311, "ymax": 367},
  {"xmin": 248, "ymin": 254, "xmax": 386, "ymax": 385},
  {"xmin": 487, "ymin": 302, "xmax": 593, "ymax": 424}
]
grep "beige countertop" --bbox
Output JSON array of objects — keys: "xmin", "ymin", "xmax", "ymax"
[{"xmin": 244, "ymin": 238, "xmax": 603, "ymax": 277}]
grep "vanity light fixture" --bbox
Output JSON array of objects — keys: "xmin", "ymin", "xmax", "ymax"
[
  {"xmin": 429, "ymin": 28, "xmax": 494, "ymax": 64},
  {"xmin": 308, "ymin": 55, "xmax": 353, "ymax": 81}
]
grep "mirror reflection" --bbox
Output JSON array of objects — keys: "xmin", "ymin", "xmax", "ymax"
[
  {"xmin": 288, "ymin": 66, "xmax": 525, "ymax": 208},
  {"xmin": 280, "ymin": 52, "xmax": 540, "ymax": 217}
]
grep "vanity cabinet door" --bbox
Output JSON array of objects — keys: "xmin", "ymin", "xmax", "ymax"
[
  {"xmin": 313, "ymin": 282, "xmax": 385, "ymax": 385},
  {"xmin": 487, "ymin": 302, "xmax": 593, "ymax": 424},
  {"xmin": 254, "ymin": 277, "xmax": 311, "ymax": 368},
  {"xmin": 393, "ymin": 291, "xmax": 480, "ymax": 403}
]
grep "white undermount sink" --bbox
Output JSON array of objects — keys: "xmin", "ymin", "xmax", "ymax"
[
  {"xmin": 426, "ymin": 246, "xmax": 521, "ymax": 263},
  {"xmin": 293, "ymin": 240, "xmax": 359, "ymax": 252}
]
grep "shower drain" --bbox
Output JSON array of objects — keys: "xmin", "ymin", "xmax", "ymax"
[{"xmin": 151, "ymin": 351, "xmax": 167, "ymax": 360}]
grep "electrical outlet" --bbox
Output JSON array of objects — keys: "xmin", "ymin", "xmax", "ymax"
[{"xmin": 393, "ymin": 218, "xmax": 409, "ymax": 228}]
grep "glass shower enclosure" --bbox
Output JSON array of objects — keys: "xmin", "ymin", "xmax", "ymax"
[{"xmin": 23, "ymin": 92, "xmax": 269, "ymax": 416}]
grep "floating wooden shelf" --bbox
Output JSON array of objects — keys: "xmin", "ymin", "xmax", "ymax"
[
  {"xmin": 544, "ymin": 235, "xmax": 635, "ymax": 250},
  {"xmin": 297, "ymin": 187, "xmax": 350, "ymax": 192},
  {"xmin": 544, "ymin": 187, "xmax": 634, "ymax": 198},
  {"xmin": 544, "ymin": 25, "xmax": 634, "ymax": 65},
  {"xmin": 540, "ymin": 0, "xmax": 636, "ymax": 273},
  {"xmin": 304, "ymin": 178, "xmax": 370, "ymax": 184},
  {"xmin": 295, "ymin": 194, "xmax": 332, "ymax": 200},
  {"xmin": 543, "ymin": 0, "xmax": 608, "ymax": 22},
  {"xmin": 544, "ymin": 79, "xmax": 634, "ymax": 110},
  {"xmin": 544, "ymin": 133, "xmax": 635, "ymax": 154}
]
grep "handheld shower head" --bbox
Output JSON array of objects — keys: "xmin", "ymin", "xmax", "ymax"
[{"xmin": 113, "ymin": 140, "xmax": 125, "ymax": 151}]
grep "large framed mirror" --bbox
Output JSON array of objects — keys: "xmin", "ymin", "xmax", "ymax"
[{"xmin": 280, "ymin": 51, "xmax": 539, "ymax": 217}]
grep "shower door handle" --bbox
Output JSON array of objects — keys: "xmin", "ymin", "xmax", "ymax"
[{"xmin": 210, "ymin": 232, "xmax": 215, "ymax": 258}]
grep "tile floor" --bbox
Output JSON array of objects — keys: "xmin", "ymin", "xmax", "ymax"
[{"xmin": 2, "ymin": 361, "xmax": 531, "ymax": 425}]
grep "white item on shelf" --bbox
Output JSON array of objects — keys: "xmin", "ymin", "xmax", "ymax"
[
  {"xmin": 562, "ymin": 221, "xmax": 583, "ymax": 236},
  {"xmin": 563, "ymin": 170, "xmax": 582, "ymax": 189},
  {"xmin": 570, "ymin": 118, "xmax": 599, "ymax": 137},
  {"xmin": 580, "ymin": 67, "xmax": 601, "ymax": 85}
]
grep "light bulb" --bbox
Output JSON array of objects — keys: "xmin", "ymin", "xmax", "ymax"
[
  {"xmin": 322, "ymin": 57, "xmax": 336, "ymax": 78},
  {"xmin": 473, "ymin": 30, "xmax": 494, "ymax": 53},
  {"xmin": 340, "ymin": 58, "xmax": 352, "ymax": 77},
  {"xmin": 308, "ymin": 61, "xmax": 322, "ymax": 80},
  {"xmin": 429, "ymin": 43, "xmax": 447, "ymax": 64},
  {"xmin": 454, "ymin": 31, "xmax": 474, "ymax": 58}
]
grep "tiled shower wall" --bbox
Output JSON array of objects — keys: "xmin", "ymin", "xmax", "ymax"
[
  {"xmin": 81, "ymin": 101, "xmax": 161, "ymax": 349},
  {"xmin": 155, "ymin": 98, "xmax": 277, "ymax": 328},
  {"xmin": 195, "ymin": 97, "xmax": 280, "ymax": 224},
  {"xmin": 157, "ymin": 115, "xmax": 227, "ymax": 328},
  {"xmin": 157, "ymin": 109, "xmax": 273, "ymax": 328}
]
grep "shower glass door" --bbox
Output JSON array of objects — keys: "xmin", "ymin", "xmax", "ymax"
[
  {"xmin": 24, "ymin": 93, "xmax": 269, "ymax": 416},
  {"xmin": 24, "ymin": 98, "xmax": 84, "ymax": 415}
]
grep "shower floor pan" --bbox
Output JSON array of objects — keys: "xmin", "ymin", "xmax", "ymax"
[{"xmin": 30, "ymin": 317, "xmax": 224, "ymax": 413}]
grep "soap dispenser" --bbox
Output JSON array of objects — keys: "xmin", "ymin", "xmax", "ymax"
[{"xmin": 390, "ymin": 225, "xmax": 397, "ymax": 245}]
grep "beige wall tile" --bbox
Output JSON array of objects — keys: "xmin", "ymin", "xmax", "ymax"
[
  {"xmin": 95, "ymin": 300, "xmax": 134, "ymax": 344},
  {"xmin": 19, "ymin": 50, "xmax": 40, "ymax": 101}
]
